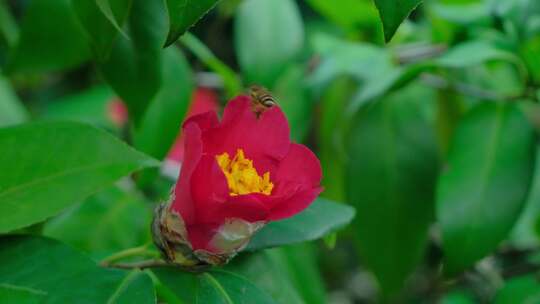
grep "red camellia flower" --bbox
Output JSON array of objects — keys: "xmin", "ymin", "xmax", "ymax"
[{"xmin": 153, "ymin": 95, "xmax": 322, "ymax": 266}]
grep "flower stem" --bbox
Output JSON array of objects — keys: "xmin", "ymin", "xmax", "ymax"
[
  {"xmin": 103, "ymin": 259, "xmax": 211, "ymax": 273},
  {"xmin": 103, "ymin": 259, "xmax": 171, "ymax": 269},
  {"xmin": 99, "ymin": 243, "xmax": 158, "ymax": 266}
]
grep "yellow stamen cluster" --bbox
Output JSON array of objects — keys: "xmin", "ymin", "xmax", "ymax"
[{"xmin": 216, "ymin": 149, "xmax": 274, "ymax": 196}]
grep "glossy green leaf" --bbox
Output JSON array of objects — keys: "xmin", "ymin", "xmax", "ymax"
[
  {"xmin": 0, "ymin": 121, "xmax": 159, "ymax": 233},
  {"xmin": 0, "ymin": 235, "xmax": 156, "ymax": 303},
  {"xmin": 373, "ymin": 0, "xmax": 422, "ymax": 42},
  {"xmin": 511, "ymin": 147, "xmax": 540, "ymax": 249},
  {"xmin": 247, "ymin": 198, "xmax": 355, "ymax": 251},
  {"xmin": 521, "ymin": 37, "xmax": 540, "ymax": 84},
  {"xmin": 435, "ymin": 88, "xmax": 464, "ymax": 159},
  {"xmin": 40, "ymin": 86, "xmax": 115, "ymax": 128},
  {"xmin": 0, "ymin": 76, "xmax": 28, "ymax": 127},
  {"xmin": 0, "ymin": 0, "xmax": 18, "ymax": 47},
  {"xmin": 228, "ymin": 251, "xmax": 305, "ymax": 304},
  {"xmin": 133, "ymin": 47, "xmax": 192, "ymax": 186},
  {"xmin": 152, "ymin": 268, "xmax": 277, "ymax": 303},
  {"xmin": 71, "ymin": 0, "xmax": 131, "ymax": 60},
  {"xmin": 436, "ymin": 41, "xmax": 522, "ymax": 69},
  {"xmin": 100, "ymin": 0, "xmax": 168, "ymax": 125},
  {"xmin": 495, "ymin": 275, "xmax": 540, "ymax": 304},
  {"xmin": 95, "ymin": 0, "xmax": 130, "ymax": 32},
  {"xmin": 318, "ymin": 77, "xmax": 356, "ymax": 202},
  {"xmin": 439, "ymin": 290, "xmax": 476, "ymax": 304},
  {"xmin": 273, "ymin": 65, "xmax": 311, "ymax": 142},
  {"xmin": 134, "ymin": 47, "xmax": 193, "ymax": 161},
  {"xmin": 0, "ymin": 284, "xmax": 45, "ymax": 304},
  {"xmin": 305, "ymin": 0, "xmax": 380, "ymax": 32},
  {"xmin": 165, "ymin": 0, "xmax": 220, "ymax": 46},
  {"xmin": 271, "ymin": 244, "xmax": 326, "ymax": 304},
  {"xmin": 437, "ymin": 102, "xmax": 536, "ymax": 273},
  {"xmin": 235, "ymin": 0, "xmax": 304, "ymax": 87},
  {"xmin": 430, "ymin": 2, "xmax": 490, "ymax": 25},
  {"xmin": 310, "ymin": 34, "xmax": 432, "ymax": 113},
  {"xmin": 44, "ymin": 186, "xmax": 152, "ymax": 256},
  {"xmin": 229, "ymin": 244, "xmax": 326, "ymax": 304},
  {"xmin": 310, "ymin": 33, "xmax": 391, "ymax": 88},
  {"xmin": 8, "ymin": 0, "xmax": 90, "ymax": 73},
  {"xmin": 349, "ymin": 62, "xmax": 432, "ymax": 113},
  {"xmin": 346, "ymin": 84, "xmax": 439, "ymax": 294}
]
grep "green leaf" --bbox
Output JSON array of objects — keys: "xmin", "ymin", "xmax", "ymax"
[
  {"xmin": 310, "ymin": 33, "xmax": 391, "ymax": 88},
  {"xmin": 235, "ymin": 0, "xmax": 304, "ymax": 87},
  {"xmin": 0, "ymin": 284, "xmax": 46, "ymax": 304},
  {"xmin": 246, "ymin": 198, "xmax": 355, "ymax": 251},
  {"xmin": 134, "ymin": 47, "xmax": 193, "ymax": 162},
  {"xmin": 44, "ymin": 186, "xmax": 152, "ymax": 256},
  {"xmin": 0, "ymin": 235, "xmax": 156, "ymax": 303},
  {"xmin": 179, "ymin": 32, "xmax": 242, "ymax": 98},
  {"xmin": 271, "ymin": 244, "xmax": 327, "ymax": 304},
  {"xmin": 0, "ymin": 76, "xmax": 28, "ymax": 127},
  {"xmin": 165, "ymin": 0, "xmax": 221, "ymax": 46},
  {"xmin": 8, "ymin": 0, "xmax": 90, "ymax": 73},
  {"xmin": 71, "ymin": 0, "xmax": 132, "ymax": 60},
  {"xmin": 310, "ymin": 34, "xmax": 431, "ymax": 113},
  {"xmin": 133, "ymin": 47, "xmax": 192, "ymax": 186},
  {"xmin": 436, "ymin": 41, "xmax": 524, "ymax": 72},
  {"xmin": 0, "ymin": 0, "xmax": 18, "ymax": 47},
  {"xmin": 95, "ymin": 0, "xmax": 130, "ymax": 32},
  {"xmin": 348, "ymin": 62, "xmax": 432, "ymax": 113},
  {"xmin": 0, "ymin": 121, "xmax": 159, "ymax": 233},
  {"xmin": 152, "ymin": 268, "xmax": 277, "ymax": 303},
  {"xmin": 100, "ymin": 0, "xmax": 168, "ymax": 125},
  {"xmin": 228, "ymin": 251, "xmax": 305, "ymax": 304},
  {"xmin": 430, "ymin": 2, "xmax": 490, "ymax": 26},
  {"xmin": 40, "ymin": 86, "xmax": 115, "ymax": 128},
  {"xmin": 494, "ymin": 275, "xmax": 540, "ymax": 304},
  {"xmin": 439, "ymin": 290, "xmax": 476, "ymax": 304},
  {"xmin": 273, "ymin": 65, "xmax": 312, "ymax": 143},
  {"xmin": 320, "ymin": 39, "xmax": 526, "ymax": 115},
  {"xmin": 437, "ymin": 102, "xmax": 536, "ymax": 273},
  {"xmin": 521, "ymin": 36, "xmax": 540, "ymax": 84},
  {"xmin": 318, "ymin": 77, "xmax": 356, "ymax": 202},
  {"xmin": 346, "ymin": 84, "xmax": 439, "ymax": 294},
  {"xmin": 373, "ymin": 0, "xmax": 422, "ymax": 42},
  {"xmin": 511, "ymin": 146, "xmax": 540, "ymax": 248},
  {"xmin": 305, "ymin": 0, "xmax": 380, "ymax": 33},
  {"xmin": 435, "ymin": 88, "xmax": 464, "ymax": 159}
]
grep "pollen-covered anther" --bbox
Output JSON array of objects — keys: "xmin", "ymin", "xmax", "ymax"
[{"xmin": 216, "ymin": 149, "xmax": 274, "ymax": 196}]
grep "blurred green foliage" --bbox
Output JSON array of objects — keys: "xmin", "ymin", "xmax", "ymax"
[{"xmin": 1, "ymin": 0, "xmax": 540, "ymax": 302}]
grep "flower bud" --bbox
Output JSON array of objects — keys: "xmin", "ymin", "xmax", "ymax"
[{"xmin": 152, "ymin": 201, "xmax": 264, "ymax": 267}]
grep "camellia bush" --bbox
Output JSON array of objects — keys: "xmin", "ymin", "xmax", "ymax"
[{"xmin": 1, "ymin": 0, "xmax": 540, "ymax": 303}]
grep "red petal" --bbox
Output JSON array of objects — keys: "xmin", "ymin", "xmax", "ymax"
[
  {"xmin": 275, "ymin": 143, "xmax": 322, "ymax": 187},
  {"xmin": 216, "ymin": 194, "xmax": 270, "ymax": 222},
  {"xmin": 202, "ymin": 96, "xmax": 290, "ymax": 174},
  {"xmin": 196, "ymin": 194, "xmax": 270, "ymax": 224},
  {"xmin": 266, "ymin": 144, "xmax": 323, "ymax": 220},
  {"xmin": 182, "ymin": 110, "xmax": 219, "ymax": 132},
  {"xmin": 268, "ymin": 187, "xmax": 323, "ymax": 221},
  {"xmin": 170, "ymin": 122, "xmax": 203, "ymax": 225},
  {"xmin": 190, "ymin": 155, "xmax": 229, "ymax": 220},
  {"xmin": 167, "ymin": 88, "xmax": 219, "ymax": 163}
]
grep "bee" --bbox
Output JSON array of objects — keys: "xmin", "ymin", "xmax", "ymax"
[{"xmin": 249, "ymin": 85, "xmax": 277, "ymax": 117}]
